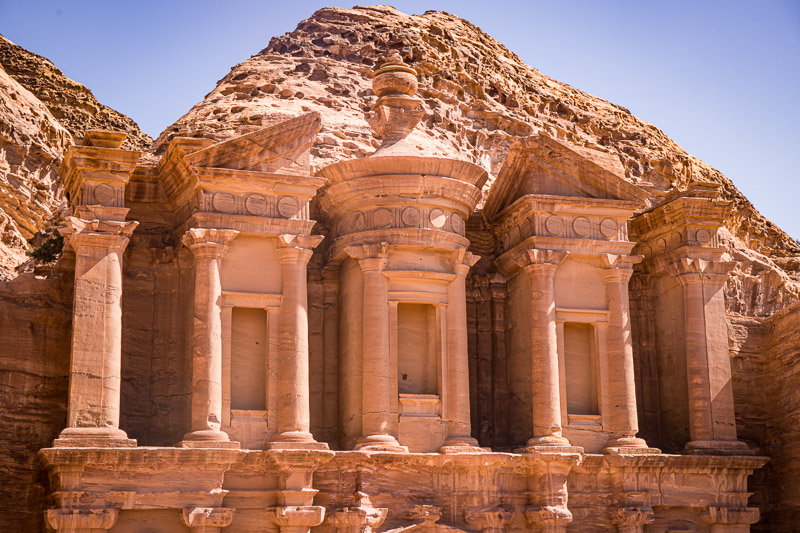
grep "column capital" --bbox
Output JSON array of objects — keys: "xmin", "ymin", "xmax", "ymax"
[
  {"xmin": 277, "ymin": 234, "xmax": 324, "ymax": 265},
  {"xmin": 182, "ymin": 228, "xmax": 239, "ymax": 256},
  {"xmin": 524, "ymin": 505, "xmax": 572, "ymax": 528},
  {"xmin": 516, "ymin": 249, "xmax": 568, "ymax": 276},
  {"xmin": 613, "ymin": 506, "xmax": 655, "ymax": 528},
  {"xmin": 268, "ymin": 506, "xmax": 326, "ymax": 530},
  {"xmin": 181, "ymin": 507, "xmax": 234, "ymax": 529},
  {"xmin": 325, "ymin": 492, "xmax": 388, "ymax": 531},
  {"xmin": 65, "ymin": 217, "xmax": 138, "ymax": 252},
  {"xmin": 658, "ymin": 254, "xmax": 737, "ymax": 283},
  {"xmin": 345, "ymin": 242, "xmax": 389, "ymax": 272},
  {"xmin": 453, "ymin": 250, "xmax": 480, "ymax": 277},
  {"xmin": 464, "ymin": 505, "xmax": 515, "ymax": 532},
  {"xmin": 600, "ymin": 253, "xmax": 642, "ymax": 274},
  {"xmin": 46, "ymin": 508, "xmax": 118, "ymax": 531},
  {"xmin": 705, "ymin": 506, "xmax": 759, "ymax": 526}
]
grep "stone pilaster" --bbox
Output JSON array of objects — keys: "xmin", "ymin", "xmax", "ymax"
[
  {"xmin": 600, "ymin": 253, "xmax": 652, "ymax": 452},
  {"xmin": 345, "ymin": 242, "xmax": 406, "ymax": 452},
  {"xmin": 441, "ymin": 251, "xmax": 484, "ymax": 452},
  {"xmin": 46, "ymin": 508, "xmax": 117, "ymax": 533},
  {"xmin": 181, "ymin": 507, "xmax": 234, "ymax": 533},
  {"xmin": 55, "ymin": 217, "xmax": 138, "ymax": 447},
  {"xmin": 268, "ymin": 234, "xmax": 328, "ymax": 450},
  {"xmin": 663, "ymin": 253, "xmax": 750, "ymax": 455},
  {"xmin": 179, "ymin": 228, "xmax": 240, "ymax": 448},
  {"xmin": 525, "ymin": 506, "xmax": 572, "ymax": 533},
  {"xmin": 464, "ymin": 505, "xmax": 515, "ymax": 533},
  {"xmin": 523, "ymin": 448, "xmax": 582, "ymax": 533},
  {"xmin": 516, "ymin": 249, "xmax": 571, "ymax": 449},
  {"xmin": 267, "ymin": 450, "xmax": 333, "ymax": 533}
]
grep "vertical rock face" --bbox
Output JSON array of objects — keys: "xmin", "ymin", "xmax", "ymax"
[
  {"xmin": 0, "ymin": 62, "xmax": 71, "ymax": 279},
  {"xmin": 0, "ymin": 34, "xmax": 151, "ymax": 280}
]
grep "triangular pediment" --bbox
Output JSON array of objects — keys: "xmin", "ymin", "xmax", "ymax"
[
  {"xmin": 484, "ymin": 135, "xmax": 648, "ymax": 219},
  {"xmin": 183, "ymin": 111, "xmax": 321, "ymax": 174}
]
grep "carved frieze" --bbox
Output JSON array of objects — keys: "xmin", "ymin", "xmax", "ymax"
[
  {"xmin": 335, "ymin": 205, "xmax": 467, "ymax": 237},
  {"xmin": 182, "ymin": 190, "xmax": 310, "ymax": 221}
]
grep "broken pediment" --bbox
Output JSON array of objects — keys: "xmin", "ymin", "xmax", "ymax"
[
  {"xmin": 158, "ymin": 112, "xmax": 322, "ymax": 206},
  {"xmin": 484, "ymin": 135, "xmax": 649, "ymax": 220},
  {"xmin": 183, "ymin": 112, "xmax": 320, "ymax": 173}
]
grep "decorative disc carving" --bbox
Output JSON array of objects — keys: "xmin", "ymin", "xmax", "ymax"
[
  {"xmin": 545, "ymin": 215, "xmax": 564, "ymax": 236},
  {"xmin": 350, "ymin": 211, "xmax": 365, "ymax": 231},
  {"xmin": 93, "ymin": 183, "xmax": 115, "ymax": 205},
  {"xmin": 429, "ymin": 208, "xmax": 446, "ymax": 228},
  {"xmin": 656, "ymin": 238, "xmax": 667, "ymax": 253},
  {"xmin": 696, "ymin": 228, "xmax": 712, "ymax": 244},
  {"xmin": 213, "ymin": 192, "xmax": 236, "ymax": 213},
  {"xmin": 450, "ymin": 212, "xmax": 464, "ymax": 234},
  {"xmin": 245, "ymin": 194, "xmax": 267, "ymax": 216},
  {"xmin": 373, "ymin": 208, "xmax": 392, "ymax": 228},
  {"xmin": 572, "ymin": 216, "xmax": 591, "ymax": 237},
  {"xmin": 401, "ymin": 207, "xmax": 420, "ymax": 227},
  {"xmin": 277, "ymin": 196, "xmax": 299, "ymax": 218},
  {"xmin": 600, "ymin": 218, "xmax": 618, "ymax": 239}
]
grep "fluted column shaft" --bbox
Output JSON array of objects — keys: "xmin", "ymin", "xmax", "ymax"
[
  {"xmin": 181, "ymin": 229, "xmax": 238, "ymax": 447},
  {"xmin": 441, "ymin": 256, "xmax": 481, "ymax": 450},
  {"xmin": 56, "ymin": 218, "xmax": 137, "ymax": 447},
  {"xmin": 602, "ymin": 265, "xmax": 647, "ymax": 449},
  {"xmin": 269, "ymin": 234, "xmax": 327, "ymax": 449}
]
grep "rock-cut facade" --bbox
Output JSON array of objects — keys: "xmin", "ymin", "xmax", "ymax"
[{"xmin": 30, "ymin": 52, "xmax": 770, "ymax": 533}]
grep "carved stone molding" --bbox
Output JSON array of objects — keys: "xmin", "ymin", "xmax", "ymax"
[
  {"xmin": 464, "ymin": 505, "xmax": 515, "ymax": 532},
  {"xmin": 525, "ymin": 505, "xmax": 572, "ymax": 532},
  {"xmin": 325, "ymin": 491, "xmax": 388, "ymax": 533},
  {"xmin": 267, "ymin": 505, "xmax": 326, "ymax": 533},
  {"xmin": 181, "ymin": 507, "xmax": 234, "ymax": 531},
  {"xmin": 46, "ymin": 508, "xmax": 118, "ymax": 532},
  {"xmin": 613, "ymin": 506, "xmax": 655, "ymax": 533}
]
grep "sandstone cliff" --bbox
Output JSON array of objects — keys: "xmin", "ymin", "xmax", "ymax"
[
  {"xmin": 0, "ymin": 34, "xmax": 151, "ymax": 280},
  {"xmin": 156, "ymin": 5, "xmax": 799, "ymax": 317}
]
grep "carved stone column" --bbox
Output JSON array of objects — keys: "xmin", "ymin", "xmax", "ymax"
[
  {"xmin": 517, "ymin": 249, "xmax": 571, "ymax": 448},
  {"xmin": 523, "ymin": 448, "xmax": 582, "ymax": 533},
  {"xmin": 613, "ymin": 506, "xmax": 655, "ymax": 533},
  {"xmin": 706, "ymin": 506, "xmax": 760, "ymax": 532},
  {"xmin": 441, "ymin": 251, "xmax": 483, "ymax": 452},
  {"xmin": 46, "ymin": 508, "xmax": 118, "ymax": 533},
  {"xmin": 267, "ymin": 450, "xmax": 333, "ymax": 533},
  {"xmin": 55, "ymin": 217, "xmax": 138, "ymax": 447},
  {"xmin": 601, "ymin": 254, "xmax": 650, "ymax": 452},
  {"xmin": 665, "ymin": 255, "xmax": 750, "ymax": 454},
  {"xmin": 181, "ymin": 507, "xmax": 234, "ymax": 533},
  {"xmin": 346, "ymin": 242, "xmax": 406, "ymax": 451},
  {"xmin": 464, "ymin": 505, "xmax": 515, "ymax": 533},
  {"xmin": 179, "ymin": 228, "xmax": 240, "ymax": 448},
  {"xmin": 268, "ymin": 234, "xmax": 328, "ymax": 450}
]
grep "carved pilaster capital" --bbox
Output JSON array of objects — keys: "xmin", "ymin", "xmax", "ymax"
[
  {"xmin": 524, "ymin": 505, "xmax": 572, "ymax": 528},
  {"xmin": 64, "ymin": 217, "xmax": 138, "ymax": 254},
  {"xmin": 516, "ymin": 249, "xmax": 568, "ymax": 277},
  {"xmin": 267, "ymin": 506, "xmax": 326, "ymax": 531},
  {"xmin": 277, "ymin": 234, "xmax": 324, "ymax": 265},
  {"xmin": 46, "ymin": 508, "xmax": 118, "ymax": 531},
  {"xmin": 345, "ymin": 242, "xmax": 389, "ymax": 272},
  {"xmin": 706, "ymin": 506, "xmax": 760, "ymax": 525},
  {"xmin": 600, "ymin": 253, "xmax": 643, "ymax": 280},
  {"xmin": 464, "ymin": 505, "xmax": 515, "ymax": 532},
  {"xmin": 659, "ymin": 255, "xmax": 737, "ymax": 286},
  {"xmin": 453, "ymin": 250, "xmax": 480, "ymax": 277},
  {"xmin": 613, "ymin": 506, "xmax": 655, "ymax": 528},
  {"xmin": 181, "ymin": 507, "xmax": 234, "ymax": 529},
  {"xmin": 326, "ymin": 492, "xmax": 388, "ymax": 532},
  {"xmin": 182, "ymin": 228, "xmax": 239, "ymax": 258}
]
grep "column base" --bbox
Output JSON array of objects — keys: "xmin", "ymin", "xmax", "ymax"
[
  {"xmin": 603, "ymin": 436, "xmax": 661, "ymax": 455},
  {"xmin": 177, "ymin": 429, "xmax": 240, "ymax": 449},
  {"xmin": 354, "ymin": 434, "xmax": 408, "ymax": 453},
  {"xmin": 53, "ymin": 427, "xmax": 136, "ymax": 448},
  {"xmin": 266, "ymin": 431, "xmax": 330, "ymax": 450},
  {"xmin": 684, "ymin": 440, "xmax": 754, "ymax": 456},
  {"xmin": 439, "ymin": 435, "xmax": 490, "ymax": 454},
  {"xmin": 517, "ymin": 436, "xmax": 582, "ymax": 455}
]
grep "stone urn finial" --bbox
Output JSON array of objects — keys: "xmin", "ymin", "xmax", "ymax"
[{"xmin": 366, "ymin": 51, "xmax": 424, "ymax": 156}]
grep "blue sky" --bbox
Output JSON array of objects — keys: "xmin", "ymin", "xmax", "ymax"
[{"xmin": 1, "ymin": 1, "xmax": 798, "ymax": 240}]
